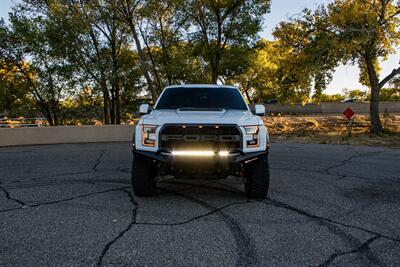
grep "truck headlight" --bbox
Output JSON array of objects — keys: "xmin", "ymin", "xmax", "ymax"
[
  {"xmin": 244, "ymin": 125, "xmax": 260, "ymax": 147},
  {"xmin": 141, "ymin": 125, "xmax": 157, "ymax": 147}
]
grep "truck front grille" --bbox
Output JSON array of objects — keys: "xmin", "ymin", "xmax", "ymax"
[{"xmin": 159, "ymin": 124, "xmax": 241, "ymax": 152}]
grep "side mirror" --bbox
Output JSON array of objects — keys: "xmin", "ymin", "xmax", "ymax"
[
  {"xmin": 139, "ymin": 103, "xmax": 152, "ymax": 115},
  {"xmin": 253, "ymin": 104, "xmax": 265, "ymax": 116}
]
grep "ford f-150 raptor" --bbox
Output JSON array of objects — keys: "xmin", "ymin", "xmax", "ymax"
[{"xmin": 132, "ymin": 84, "xmax": 270, "ymax": 198}]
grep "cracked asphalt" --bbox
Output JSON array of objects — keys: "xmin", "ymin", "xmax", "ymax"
[{"xmin": 0, "ymin": 142, "xmax": 399, "ymax": 267}]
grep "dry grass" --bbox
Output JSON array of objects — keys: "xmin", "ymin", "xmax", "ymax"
[{"xmin": 264, "ymin": 114, "xmax": 400, "ymax": 148}]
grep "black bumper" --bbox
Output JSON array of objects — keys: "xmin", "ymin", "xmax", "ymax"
[
  {"xmin": 132, "ymin": 147, "xmax": 268, "ymax": 178},
  {"xmin": 132, "ymin": 147, "xmax": 268, "ymax": 164}
]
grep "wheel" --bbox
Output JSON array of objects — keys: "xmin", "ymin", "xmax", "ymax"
[
  {"xmin": 131, "ymin": 154, "xmax": 155, "ymax": 196},
  {"xmin": 245, "ymin": 156, "xmax": 270, "ymax": 199}
]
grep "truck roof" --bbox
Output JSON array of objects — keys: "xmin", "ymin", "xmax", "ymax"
[{"xmin": 165, "ymin": 84, "xmax": 237, "ymax": 89}]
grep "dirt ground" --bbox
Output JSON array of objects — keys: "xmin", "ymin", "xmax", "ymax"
[{"xmin": 265, "ymin": 114, "xmax": 400, "ymax": 148}]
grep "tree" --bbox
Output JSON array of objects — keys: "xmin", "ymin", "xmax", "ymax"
[
  {"xmin": 34, "ymin": 0, "xmax": 113, "ymax": 124},
  {"xmin": 330, "ymin": 0, "xmax": 400, "ymax": 133},
  {"xmin": 0, "ymin": 15, "xmax": 75, "ymax": 126},
  {"xmin": 344, "ymin": 89, "xmax": 368, "ymax": 101},
  {"xmin": 280, "ymin": 0, "xmax": 400, "ymax": 133},
  {"xmin": 379, "ymin": 88, "xmax": 400, "ymax": 101},
  {"xmin": 0, "ymin": 60, "xmax": 31, "ymax": 115},
  {"xmin": 56, "ymin": 0, "xmax": 116, "ymax": 124},
  {"xmin": 60, "ymin": 86, "xmax": 103, "ymax": 125},
  {"xmin": 232, "ymin": 39, "xmax": 324, "ymax": 104},
  {"xmin": 273, "ymin": 9, "xmax": 338, "ymax": 103},
  {"xmin": 382, "ymin": 76, "xmax": 400, "ymax": 100},
  {"xmin": 115, "ymin": 0, "xmax": 162, "ymax": 101},
  {"xmin": 185, "ymin": 0, "xmax": 271, "ymax": 83},
  {"xmin": 133, "ymin": 0, "xmax": 192, "ymax": 86},
  {"xmin": 25, "ymin": 0, "xmax": 140, "ymax": 124},
  {"xmin": 317, "ymin": 93, "xmax": 345, "ymax": 102}
]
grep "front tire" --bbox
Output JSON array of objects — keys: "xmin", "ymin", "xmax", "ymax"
[
  {"xmin": 132, "ymin": 154, "xmax": 155, "ymax": 197},
  {"xmin": 245, "ymin": 156, "xmax": 270, "ymax": 199}
]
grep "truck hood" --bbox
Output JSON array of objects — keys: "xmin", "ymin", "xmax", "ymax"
[{"xmin": 139, "ymin": 109, "xmax": 262, "ymax": 126}]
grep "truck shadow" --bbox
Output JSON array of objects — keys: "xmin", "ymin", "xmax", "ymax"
[{"xmin": 155, "ymin": 176, "xmax": 246, "ymax": 197}]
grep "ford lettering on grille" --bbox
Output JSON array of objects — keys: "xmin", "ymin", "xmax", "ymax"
[{"xmin": 161, "ymin": 135, "xmax": 240, "ymax": 142}]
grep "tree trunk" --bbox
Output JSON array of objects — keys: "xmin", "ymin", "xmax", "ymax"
[
  {"xmin": 125, "ymin": 18, "xmax": 158, "ymax": 101},
  {"xmin": 35, "ymin": 101, "xmax": 54, "ymax": 126},
  {"xmin": 53, "ymin": 115, "xmax": 58, "ymax": 126},
  {"xmin": 244, "ymin": 89, "xmax": 252, "ymax": 103},
  {"xmin": 52, "ymin": 107, "xmax": 58, "ymax": 126},
  {"xmin": 43, "ymin": 108, "xmax": 54, "ymax": 126},
  {"xmin": 211, "ymin": 69, "xmax": 218, "ymax": 83},
  {"xmin": 210, "ymin": 59, "xmax": 218, "ymax": 84},
  {"xmin": 138, "ymin": 25, "xmax": 163, "ymax": 91},
  {"xmin": 369, "ymin": 84, "xmax": 382, "ymax": 133},
  {"xmin": 115, "ymin": 89, "xmax": 121, "ymax": 124},
  {"xmin": 110, "ymin": 89, "xmax": 116, "ymax": 124},
  {"xmin": 364, "ymin": 54, "xmax": 383, "ymax": 133},
  {"xmin": 110, "ymin": 35, "xmax": 121, "ymax": 124},
  {"xmin": 103, "ymin": 90, "xmax": 111, "ymax": 124},
  {"xmin": 211, "ymin": 48, "xmax": 223, "ymax": 84}
]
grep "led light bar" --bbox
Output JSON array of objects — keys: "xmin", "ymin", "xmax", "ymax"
[
  {"xmin": 218, "ymin": 151, "xmax": 229, "ymax": 156},
  {"xmin": 171, "ymin": 151, "xmax": 230, "ymax": 157}
]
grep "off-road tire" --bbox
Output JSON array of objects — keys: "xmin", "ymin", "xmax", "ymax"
[
  {"xmin": 132, "ymin": 154, "xmax": 155, "ymax": 196},
  {"xmin": 245, "ymin": 156, "xmax": 270, "ymax": 199}
]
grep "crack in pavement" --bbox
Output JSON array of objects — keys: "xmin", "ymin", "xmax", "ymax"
[
  {"xmin": 334, "ymin": 173, "xmax": 400, "ymax": 185},
  {"xmin": 157, "ymin": 180, "xmax": 397, "ymax": 252},
  {"xmin": 161, "ymin": 179, "xmax": 244, "ymax": 195},
  {"xmin": 95, "ymin": 183, "xmax": 251, "ymax": 266},
  {"xmin": 264, "ymin": 197, "xmax": 400, "ymax": 266},
  {"xmin": 1, "ymin": 176, "xmax": 391, "ymax": 266},
  {"xmin": 299, "ymin": 168, "xmax": 399, "ymax": 185},
  {"xmin": 272, "ymin": 166, "xmax": 400, "ymax": 185},
  {"xmin": 137, "ymin": 200, "xmax": 251, "ymax": 226},
  {"xmin": 0, "ymin": 169, "xmax": 113, "ymax": 185},
  {"xmin": 273, "ymin": 150, "xmax": 387, "ymax": 176},
  {"xmin": 263, "ymin": 198, "xmax": 381, "ymax": 265},
  {"xmin": 0, "ymin": 150, "xmax": 34, "ymax": 154},
  {"xmin": 1, "ymin": 173, "xmax": 396, "ymax": 266},
  {"xmin": 1, "ymin": 176, "xmax": 130, "ymax": 190},
  {"xmin": 96, "ymin": 168, "xmax": 398, "ymax": 266},
  {"xmin": 265, "ymin": 198, "xmax": 400, "ymax": 242},
  {"xmin": 93, "ymin": 150, "xmax": 106, "ymax": 172},
  {"xmin": 1, "ymin": 145, "xmax": 398, "ymax": 266},
  {"xmin": 1, "ymin": 164, "xmax": 131, "ymax": 186},
  {"xmin": 270, "ymin": 189, "xmax": 347, "ymax": 211},
  {"xmin": 0, "ymin": 186, "xmax": 129, "ymax": 213},
  {"xmin": 322, "ymin": 151, "xmax": 387, "ymax": 181},
  {"xmin": 158, "ymin": 187, "xmax": 260, "ymax": 267},
  {"xmin": 96, "ymin": 180, "xmax": 260, "ymax": 266},
  {"xmin": 272, "ymin": 150, "xmax": 400, "ymax": 185},
  {"xmin": 0, "ymin": 182, "xmax": 27, "ymax": 207},
  {"xmin": 97, "ymin": 189, "xmax": 138, "ymax": 267},
  {"xmin": 317, "ymin": 235, "xmax": 381, "ymax": 267}
]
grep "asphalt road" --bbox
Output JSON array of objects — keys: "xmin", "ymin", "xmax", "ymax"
[{"xmin": 0, "ymin": 142, "xmax": 399, "ymax": 267}]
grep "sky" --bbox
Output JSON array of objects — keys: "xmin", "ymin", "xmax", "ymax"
[{"xmin": 0, "ymin": 0, "xmax": 399, "ymax": 95}]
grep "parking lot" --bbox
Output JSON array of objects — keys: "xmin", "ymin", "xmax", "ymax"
[{"xmin": 1, "ymin": 142, "xmax": 399, "ymax": 266}]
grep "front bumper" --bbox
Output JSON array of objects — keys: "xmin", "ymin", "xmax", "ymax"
[
  {"xmin": 132, "ymin": 146, "xmax": 268, "ymax": 164},
  {"xmin": 133, "ymin": 147, "xmax": 268, "ymax": 178}
]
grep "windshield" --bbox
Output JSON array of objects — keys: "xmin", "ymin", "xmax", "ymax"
[{"xmin": 155, "ymin": 86, "xmax": 248, "ymax": 110}]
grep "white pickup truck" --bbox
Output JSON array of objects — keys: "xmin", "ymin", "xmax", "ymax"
[{"xmin": 132, "ymin": 84, "xmax": 270, "ymax": 198}]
